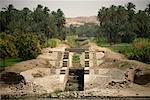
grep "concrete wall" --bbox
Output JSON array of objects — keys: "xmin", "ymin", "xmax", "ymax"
[
  {"xmin": 80, "ymin": 52, "xmax": 85, "ymax": 67},
  {"xmin": 84, "ymin": 69, "xmax": 125, "ymax": 90}
]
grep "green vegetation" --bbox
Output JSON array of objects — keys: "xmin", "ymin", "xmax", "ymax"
[
  {"xmin": 109, "ymin": 38, "xmax": 150, "ymax": 64},
  {"xmin": 0, "ymin": 4, "xmax": 66, "ymax": 39},
  {"xmin": 45, "ymin": 38, "xmax": 60, "ymax": 48},
  {"xmin": 0, "ymin": 33, "xmax": 18, "ymax": 67},
  {"xmin": 93, "ymin": 37, "xmax": 110, "ymax": 47},
  {"xmin": 76, "ymin": 23, "xmax": 99, "ymax": 37},
  {"xmin": 0, "ymin": 57, "xmax": 21, "ymax": 67},
  {"xmin": 66, "ymin": 23, "xmax": 99, "ymax": 37},
  {"xmin": 0, "ymin": 4, "xmax": 66, "ymax": 67},
  {"xmin": 130, "ymin": 38, "xmax": 150, "ymax": 63},
  {"xmin": 65, "ymin": 36, "xmax": 77, "ymax": 47},
  {"xmin": 16, "ymin": 33, "xmax": 41, "ymax": 60},
  {"xmin": 0, "ymin": 2, "xmax": 150, "ymax": 67},
  {"xmin": 132, "ymin": 38, "xmax": 150, "ymax": 49},
  {"xmin": 97, "ymin": 2, "xmax": 150, "ymax": 43},
  {"xmin": 72, "ymin": 53, "xmax": 81, "ymax": 68},
  {"xmin": 109, "ymin": 43, "xmax": 132, "ymax": 53},
  {"xmin": 65, "ymin": 36, "xmax": 90, "ymax": 47},
  {"xmin": 93, "ymin": 2, "xmax": 150, "ymax": 64},
  {"xmin": 72, "ymin": 54, "xmax": 80, "ymax": 62}
]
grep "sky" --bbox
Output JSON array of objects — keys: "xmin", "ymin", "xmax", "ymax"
[{"xmin": 0, "ymin": 0, "xmax": 150, "ymax": 17}]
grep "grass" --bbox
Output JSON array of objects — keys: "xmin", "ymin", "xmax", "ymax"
[
  {"xmin": 93, "ymin": 37, "xmax": 110, "ymax": 47},
  {"xmin": 72, "ymin": 54, "xmax": 80, "ymax": 62},
  {"xmin": 0, "ymin": 57, "xmax": 21, "ymax": 67},
  {"xmin": 44, "ymin": 38, "xmax": 61, "ymax": 48},
  {"xmin": 109, "ymin": 43, "xmax": 132, "ymax": 53},
  {"xmin": 65, "ymin": 35, "xmax": 77, "ymax": 48}
]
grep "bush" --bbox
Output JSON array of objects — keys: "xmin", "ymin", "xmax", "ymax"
[
  {"xmin": 65, "ymin": 36, "xmax": 77, "ymax": 47},
  {"xmin": 72, "ymin": 54, "xmax": 80, "ymax": 62},
  {"xmin": 94, "ymin": 37, "xmax": 109, "ymax": 47},
  {"xmin": 110, "ymin": 43, "xmax": 133, "ymax": 54},
  {"xmin": 15, "ymin": 33, "xmax": 41, "ymax": 60},
  {"xmin": 35, "ymin": 32, "xmax": 46, "ymax": 48},
  {"xmin": 132, "ymin": 38, "xmax": 150, "ymax": 48},
  {"xmin": 127, "ymin": 47, "xmax": 150, "ymax": 63},
  {"xmin": 130, "ymin": 38, "xmax": 150, "ymax": 63},
  {"xmin": 45, "ymin": 38, "xmax": 60, "ymax": 48},
  {"xmin": 110, "ymin": 40, "xmax": 150, "ymax": 64},
  {"xmin": 0, "ymin": 32, "xmax": 18, "ymax": 67}
]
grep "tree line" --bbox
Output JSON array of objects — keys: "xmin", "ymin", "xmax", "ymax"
[
  {"xmin": 96, "ymin": 2, "xmax": 150, "ymax": 63},
  {"xmin": 67, "ymin": 3, "xmax": 150, "ymax": 44},
  {"xmin": 0, "ymin": 4, "xmax": 66, "ymax": 66},
  {"xmin": 0, "ymin": 4, "xmax": 66, "ymax": 39},
  {"xmin": 97, "ymin": 2, "xmax": 150, "ymax": 43}
]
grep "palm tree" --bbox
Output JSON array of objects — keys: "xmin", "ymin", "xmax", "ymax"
[
  {"xmin": 126, "ymin": 2, "xmax": 135, "ymax": 11},
  {"xmin": 145, "ymin": 4, "xmax": 150, "ymax": 16}
]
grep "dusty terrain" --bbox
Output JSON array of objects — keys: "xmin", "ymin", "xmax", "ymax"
[{"xmin": 0, "ymin": 43, "xmax": 150, "ymax": 99}]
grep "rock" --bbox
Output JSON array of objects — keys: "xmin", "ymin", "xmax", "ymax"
[
  {"xmin": 134, "ymin": 69, "xmax": 150, "ymax": 85},
  {"xmin": 0, "ymin": 71, "xmax": 25, "ymax": 84},
  {"xmin": 107, "ymin": 81, "xmax": 129, "ymax": 89},
  {"xmin": 74, "ymin": 92, "xmax": 78, "ymax": 98}
]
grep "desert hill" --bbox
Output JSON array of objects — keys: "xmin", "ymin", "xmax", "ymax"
[{"xmin": 65, "ymin": 16, "xmax": 99, "ymax": 26}]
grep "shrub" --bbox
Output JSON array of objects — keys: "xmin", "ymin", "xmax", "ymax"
[
  {"xmin": 132, "ymin": 38, "xmax": 150, "ymax": 48},
  {"xmin": 110, "ymin": 43, "xmax": 133, "ymax": 54},
  {"xmin": 35, "ymin": 32, "xmax": 46, "ymax": 48},
  {"xmin": 127, "ymin": 47, "xmax": 150, "ymax": 63},
  {"xmin": 110, "ymin": 40, "xmax": 150, "ymax": 64},
  {"xmin": 94, "ymin": 37, "xmax": 109, "ymax": 47},
  {"xmin": 72, "ymin": 54, "xmax": 80, "ymax": 62},
  {"xmin": 130, "ymin": 38, "xmax": 150, "ymax": 63},
  {"xmin": 45, "ymin": 38, "xmax": 60, "ymax": 48},
  {"xmin": 15, "ymin": 33, "xmax": 41, "ymax": 60},
  {"xmin": 65, "ymin": 36, "xmax": 77, "ymax": 47},
  {"xmin": 0, "ymin": 32, "xmax": 18, "ymax": 67}
]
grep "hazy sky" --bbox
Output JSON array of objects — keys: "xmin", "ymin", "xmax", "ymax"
[{"xmin": 0, "ymin": 0, "xmax": 150, "ymax": 17}]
